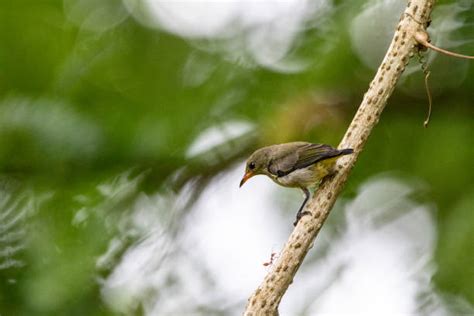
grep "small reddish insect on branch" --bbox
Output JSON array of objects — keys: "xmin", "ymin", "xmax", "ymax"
[{"xmin": 263, "ymin": 252, "xmax": 277, "ymax": 267}]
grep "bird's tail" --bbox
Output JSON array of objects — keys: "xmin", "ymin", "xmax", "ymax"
[{"xmin": 338, "ymin": 148, "xmax": 354, "ymax": 156}]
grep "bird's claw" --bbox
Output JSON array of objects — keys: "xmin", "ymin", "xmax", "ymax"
[{"xmin": 293, "ymin": 211, "xmax": 312, "ymax": 226}]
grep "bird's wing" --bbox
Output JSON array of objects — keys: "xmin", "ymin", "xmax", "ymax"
[
  {"xmin": 268, "ymin": 143, "xmax": 341, "ymax": 177},
  {"xmin": 293, "ymin": 143, "xmax": 340, "ymax": 169}
]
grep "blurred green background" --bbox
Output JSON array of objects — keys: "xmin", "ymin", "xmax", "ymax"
[{"xmin": 0, "ymin": 0, "xmax": 472, "ymax": 315}]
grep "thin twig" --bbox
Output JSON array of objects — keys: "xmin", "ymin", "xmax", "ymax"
[
  {"xmin": 417, "ymin": 51, "xmax": 433, "ymax": 127},
  {"xmin": 423, "ymin": 70, "xmax": 432, "ymax": 128},
  {"xmin": 415, "ymin": 31, "xmax": 474, "ymax": 60}
]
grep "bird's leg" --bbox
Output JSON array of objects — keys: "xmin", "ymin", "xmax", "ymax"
[{"xmin": 293, "ymin": 188, "xmax": 311, "ymax": 226}]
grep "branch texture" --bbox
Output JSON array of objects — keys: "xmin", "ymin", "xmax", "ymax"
[{"xmin": 243, "ymin": 1, "xmax": 435, "ymax": 314}]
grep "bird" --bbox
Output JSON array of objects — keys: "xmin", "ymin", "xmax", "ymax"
[{"xmin": 239, "ymin": 142, "xmax": 353, "ymax": 225}]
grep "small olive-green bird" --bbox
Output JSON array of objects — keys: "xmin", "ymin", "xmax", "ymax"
[{"xmin": 240, "ymin": 142, "xmax": 353, "ymax": 225}]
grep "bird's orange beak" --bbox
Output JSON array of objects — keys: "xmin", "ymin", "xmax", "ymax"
[{"xmin": 239, "ymin": 171, "xmax": 254, "ymax": 187}]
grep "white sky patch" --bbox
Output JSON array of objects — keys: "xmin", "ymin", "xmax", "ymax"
[
  {"xmin": 124, "ymin": 0, "xmax": 332, "ymax": 72},
  {"xmin": 185, "ymin": 120, "xmax": 255, "ymax": 158},
  {"xmin": 136, "ymin": 0, "xmax": 320, "ymax": 38},
  {"xmin": 183, "ymin": 164, "xmax": 292, "ymax": 298}
]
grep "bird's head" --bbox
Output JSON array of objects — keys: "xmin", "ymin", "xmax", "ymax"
[{"xmin": 240, "ymin": 148, "xmax": 270, "ymax": 187}]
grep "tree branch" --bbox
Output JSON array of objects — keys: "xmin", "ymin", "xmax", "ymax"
[{"xmin": 243, "ymin": 0, "xmax": 436, "ymax": 314}]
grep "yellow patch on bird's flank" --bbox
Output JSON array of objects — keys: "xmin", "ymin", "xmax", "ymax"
[{"xmin": 313, "ymin": 156, "xmax": 338, "ymax": 177}]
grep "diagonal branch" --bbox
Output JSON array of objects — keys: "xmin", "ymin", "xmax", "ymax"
[{"xmin": 243, "ymin": 0, "xmax": 436, "ymax": 314}]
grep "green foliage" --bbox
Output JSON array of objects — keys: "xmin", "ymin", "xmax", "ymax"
[{"xmin": 0, "ymin": 0, "xmax": 472, "ymax": 314}]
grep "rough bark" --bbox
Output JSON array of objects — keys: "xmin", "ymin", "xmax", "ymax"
[{"xmin": 243, "ymin": 1, "xmax": 436, "ymax": 315}]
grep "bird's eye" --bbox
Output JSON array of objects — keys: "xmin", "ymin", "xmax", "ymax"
[{"xmin": 249, "ymin": 162, "xmax": 256, "ymax": 170}]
